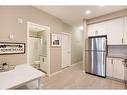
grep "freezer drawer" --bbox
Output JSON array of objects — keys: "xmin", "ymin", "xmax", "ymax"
[{"xmin": 85, "ymin": 51, "xmax": 106, "ymax": 77}]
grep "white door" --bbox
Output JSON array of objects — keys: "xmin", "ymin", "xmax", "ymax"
[{"xmin": 62, "ymin": 33, "xmax": 71, "ymax": 68}]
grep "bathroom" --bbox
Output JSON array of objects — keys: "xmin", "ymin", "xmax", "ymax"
[{"xmin": 28, "ymin": 23, "xmax": 48, "ymax": 74}]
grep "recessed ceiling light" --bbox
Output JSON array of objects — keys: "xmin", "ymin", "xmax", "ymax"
[
  {"xmin": 85, "ymin": 10, "xmax": 91, "ymax": 14},
  {"xmin": 79, "ymin": 26, "xmax": 83, "ymax": 31}
]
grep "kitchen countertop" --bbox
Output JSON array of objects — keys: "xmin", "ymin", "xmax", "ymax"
[
  {"xmin": 107, "ymin": 55, "xmax": 127, "ymax": 59},
  {"xmin": 0, "ymin": 64, "xmax": 45, "ymax": 89}
]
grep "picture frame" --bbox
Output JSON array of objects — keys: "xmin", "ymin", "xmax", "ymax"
[
  {"xmin": 51, "ymin": 33, "xmax": 61, "ymax": 47},
  {"xmin": 0, "ymin": 42, "xmax": 25, "ymax": 55}
]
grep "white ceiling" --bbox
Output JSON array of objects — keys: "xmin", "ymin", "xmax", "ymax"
[{"xmin": 36, "ymin": 6, "xmax": 127, "ymax": 27}]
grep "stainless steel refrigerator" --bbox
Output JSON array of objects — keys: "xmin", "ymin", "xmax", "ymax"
[{"xmin": 85, "ymin": 35, "xmax": 107, "ymax": 77}]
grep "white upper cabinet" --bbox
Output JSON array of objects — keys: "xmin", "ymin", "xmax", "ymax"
[
  {"xmin": 123, "ymin": 16, "xmax": 127, "ymax": 44},
  {"xmin": 87, "ymin": 17, "xmax": 126, "ymax": 45},
  {"xmin": 88, "ymin": 24, "xmax": 96, "ymax": 36},
  {"xmin": 106, "ymin": 17, "xmax": 124, "ymax": 45},
  {"xmin": 88, "ymin": 21, "xmax": 107, "ymax": 36}
]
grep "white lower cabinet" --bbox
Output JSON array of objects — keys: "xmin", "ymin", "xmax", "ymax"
[
  {"xmin": 106, "ymin": 57, "xmax": 124, "ymax": 80},
  {"xmin": 107, "ymin": 58, "xmax": 113, "ymax": 77}
]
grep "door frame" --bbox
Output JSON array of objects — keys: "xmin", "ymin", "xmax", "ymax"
[
  {"xmin": 27, "ymin": 22, "xmax": 51, "ymax": 76},
  {"xmin": 61, "ymin": 32, "xmax": 71, "ymax": 68}
]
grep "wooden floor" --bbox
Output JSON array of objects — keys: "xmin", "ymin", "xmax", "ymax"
[{"xmin": 19, "ymin": 62, "xmax": 126, "ymax": 89}]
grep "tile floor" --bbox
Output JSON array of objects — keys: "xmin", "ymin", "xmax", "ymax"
[
  {"xmin": 42, "ymin": 62, "xmax": 125, "ymax": 89},
  {"xmin": 19, "ymin": 62, "xmax": 126, "ymax": 89}
]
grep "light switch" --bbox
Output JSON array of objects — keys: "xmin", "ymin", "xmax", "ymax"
[
  {"xmin": 18, "ymin": 18, "xmax": 23, "ymax": 24},
  {"xmin": 8, "ymin": 34, "xmax": 14, "ymax": 40}
]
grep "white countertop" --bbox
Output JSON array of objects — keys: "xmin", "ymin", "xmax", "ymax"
[
  {"xmin": 0, "ymin": 64, "xmax": 45, "ymax": 89},
  {"xmin": 107, "ymin": 55, "xmax": 127, "ymax": 59}
]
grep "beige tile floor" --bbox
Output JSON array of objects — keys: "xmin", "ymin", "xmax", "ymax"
[
  {"xmin": 42, "ymin": 63, "xmax": 126, "ymax": 89},
  {"xmin": 19, "ymin": 62, "xmax": 126, "ymax": 89}
]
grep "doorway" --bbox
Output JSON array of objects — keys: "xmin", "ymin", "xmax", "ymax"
[
  {"xmin": 61, "ymin": 32, "xmax": 71, "ymax": 68},
  {"xmin": 27, "ymin": 22, "xmax": 50, "ymax": 76}
]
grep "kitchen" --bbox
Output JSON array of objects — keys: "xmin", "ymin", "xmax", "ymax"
[
  {"xmin": 84, "ymin": 10, "xmax": 127, "ymax": 88},
  {"xmin": 0, "ymin": 6, "xmax": 127, "ymax": 90},
  {"xmin": 0, "ymin": 0, "xmax": 127, "ymax": 95}
]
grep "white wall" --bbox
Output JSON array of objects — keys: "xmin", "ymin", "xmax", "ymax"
[
  {"xmin": 71, "ymin": 27, "xmax": 83, "ymax": 64},
  {"xmin": 62, "ymin": 23, "xmax": 83, "ymax": 64},
  {"xmin": 0, "ymin": 6, "xmax": 83, "ymax": 74}
]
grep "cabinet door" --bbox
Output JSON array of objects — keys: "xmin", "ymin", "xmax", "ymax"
[
  {"xmin": 106, "ymin": 58, "xmax": 113, "ymax": 77},
  {"xmin": 96, "ymin": 21, "xmax": 107, "ymax": 35},
  {"xmin": 106, "ymin": 17, "xmax": 124, "ymax": 45},
  {"xmin": 88, "ymin": 24, "xmax": 96, "ymax": 36},
  {"xmin": 88, "ymin": 21, "xmax": 107, "ymax": 36},
  {"xmin": 113, "ymin": 58, "xmax": 124, "ymax": 80},
  {"xmin": 123, "ymin": 16, "xmax": 127, "ymax": 44}
]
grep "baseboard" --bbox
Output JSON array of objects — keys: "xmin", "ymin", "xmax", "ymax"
[
  {"xmin": 70, "ymin": 61, "xmax": 83, "ymax": 66},
  {"xmin": 49, "ymin": 61, "xmax": 83, "ymax": 77},
  {"xmin": 49, "ymin": 70, "xmax": 62, "ymax": 77},
  {"xmin": 107, "ymin": 76, "xmax": 125, "ymax": 83}
]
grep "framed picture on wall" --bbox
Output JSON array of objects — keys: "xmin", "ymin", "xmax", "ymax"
[
  {"xmin": 51, "ymin": 33, "xmax": 61, "ymax": 47},
  {"xmin": 0, "ymin": 42, "xmax": 25, "ymax": 55}
]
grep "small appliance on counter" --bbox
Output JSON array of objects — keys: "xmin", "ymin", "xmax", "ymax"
[
  {"xmin": 0, "ymin": 63, "xmax": 15, "ymax": 72},
  {"xmin": 85, "ymin": 35, "xmax": 107, "ymax": 77}
]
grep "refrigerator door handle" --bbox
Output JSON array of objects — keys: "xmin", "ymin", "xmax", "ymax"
[{"xmin": 111, "ymin": 59, "xmax": 113, "ymax": 64}]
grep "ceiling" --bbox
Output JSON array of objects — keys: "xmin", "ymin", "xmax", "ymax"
[{"xmin": 36, "ymin": 6, "xmax": 127, "ymax": 27}]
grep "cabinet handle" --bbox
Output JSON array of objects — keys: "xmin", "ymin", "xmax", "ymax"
[
  {"xmin": 111, "ymin": 59, "xmax": 113, "ymax": 64},
  {"xmin": 122, "ymin": 38, "xmax": 124, "ymax": 43},
  {"xmin": 95, "ymin": 31, "xmax": 98, "ymax": 35}
]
